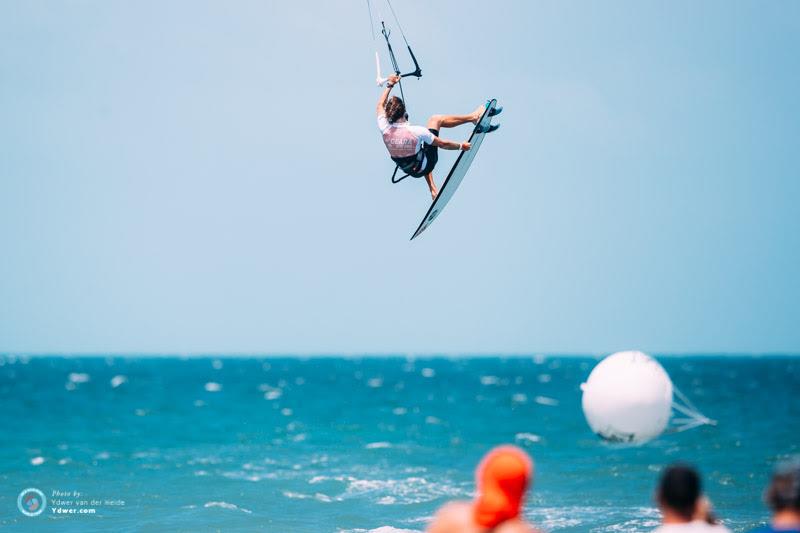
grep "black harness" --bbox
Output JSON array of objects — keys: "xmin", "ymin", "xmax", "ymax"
[{"xmin": 390, "ymin": 150, "xmax": 428, "ymax": 183}]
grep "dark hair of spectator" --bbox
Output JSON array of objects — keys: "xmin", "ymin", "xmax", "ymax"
[
  {"xmin": 766, "ymin": 460, "xmax": 800, "ymax": 512},
  {"xmin": 657, "ymin": 463, "xmax": 701, "ymax": 520}
]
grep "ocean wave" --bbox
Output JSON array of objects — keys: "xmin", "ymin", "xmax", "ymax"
[
  {"xmin": 222, "ymin": 469, "xmax": 279, "ymax": 482},
  {"xmin": 365, "ymin": 442, "xmax": 392, "ymax": 449},
  {"xmin": 69, "ymin": 372, "xmax": 90, "ymax": 383},
  {"xmin": 203, "ymin": 501, "xmax": 252, "ymax": 514},
  {"xmin": 534, "ymin": 395, "xmax": 559, "ymax": 406},
  {"xmin": 344, "ymin": 476, "xmax": 466, "ymax": 504},
  {"xmin": 526, "ymin": 505, "xmax": 660, "ymax": 532},
  {"xmin": 515, "ymin": 432, "xmax": 542, "ymax": 444},
  {"xmin": 283, "ymin": 490, "xmax": 341, "ymax": 503},
  {"xmin": 338, "ymin": 527, "xmax": 422, "ymax": 533}
]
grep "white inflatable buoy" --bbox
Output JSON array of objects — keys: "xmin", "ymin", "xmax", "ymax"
[{"xmin": 580, "ymin": 351, "xmax": 673, "ymax": 444}]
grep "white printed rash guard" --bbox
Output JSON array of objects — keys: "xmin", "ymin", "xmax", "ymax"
[{"xmin": 378, "ymin": 113, "xmax": 435, "ymax": 160}]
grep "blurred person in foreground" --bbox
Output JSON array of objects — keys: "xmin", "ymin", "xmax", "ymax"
[
  {"xmin": 653, "ymin": 463, "xmax": 731, "ymax": 533},
  {"xmin": 427, "ymin": 446, "xmax": 541, "ymax": 533},
  {"xmin": 750, "ymin": 459, "xmax": 800, "ymax": 533}
]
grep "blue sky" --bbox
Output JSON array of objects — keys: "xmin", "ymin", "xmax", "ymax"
[{"xmin": 1, "ymin": 1, "xmax": 798, "ymax": 354}]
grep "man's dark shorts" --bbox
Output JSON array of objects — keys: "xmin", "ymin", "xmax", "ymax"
[{"xmin": 419, "ymin": 128, "xmax": 439, "ymax": 174}]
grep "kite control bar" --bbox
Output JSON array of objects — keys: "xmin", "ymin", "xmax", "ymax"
[{"xmin": 377, "ymin": 21, "xmax": 421, "ymax": 89}]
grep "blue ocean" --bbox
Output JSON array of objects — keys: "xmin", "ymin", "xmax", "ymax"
[{"xmin": 1, "ymin": 355, "xmax": 797, "ymax": 532}]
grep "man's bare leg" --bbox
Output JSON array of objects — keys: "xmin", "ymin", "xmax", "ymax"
[
  {"xmin": 424, "ymin": 105, "xmax": 484, "ymax": 201},
  {"xmin": 427, "ymin": 105, "xmax": 485, "ymax": 131},
  {"xmin": 425, "ymin": 172, "xmax": 438, "ymax": 201}
]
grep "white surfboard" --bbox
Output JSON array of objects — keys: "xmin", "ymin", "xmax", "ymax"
[{"xmin": 410, "ymin": 99, "xmax": 498, "ymax": 240}]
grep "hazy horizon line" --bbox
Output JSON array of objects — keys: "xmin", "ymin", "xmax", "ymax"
[{"xmin": 2, "ymin": 352, "xmax": 799, "ymax": 359}]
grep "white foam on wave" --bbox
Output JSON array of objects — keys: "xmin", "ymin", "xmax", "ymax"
[
  {"xmin": 338, "ymin": 527, "xmax": 422, "ymax": 533},
  {"xmin": 223, "ymin": 469, "xmax": 278, "ymax": 482},
  {"xmin": 345, "ymin": 476, "xmax": 465, "ymax": 505},
  {"xmin": 594, "ymin": 518, "xmax": 662, "ymax": 532},
  {"xmin": 296, "ymin": 471, "xmax": 466, "ymax": 507},
  {"xmin": 526, "ymin": 505, "xmax": 660, "ymax": 532},
  {"xmin": 283, "ymin": 490, "xmax": 341, "ymax": 503},
  {"xmin": 204, "ymin": 382, "xmax": 222, "ymax": 392},
  {"xmin": 188, "ymin": 455, "xmax": 223, "ymax": 466},
  {"xmin": 132, "ymin": 450, "xmax": 158, "ymax": 460},
  {"xmin": 110, "ymin": 375, "xmax": 127, "ymax": 388},
  {"xmin": 365, "ymin": 442, "xmax": 392, "ymax": 449},
  {"xmin": 515, "ymin": 432, "xmax": 542, "ymax": 444},
  {"xmin": 69, "ymin": 372, "xmax": 90, "ymax": 383},
  {"xmin": 260, "ymin": 384, "xmax": 283, "ymax": 400},
  {"xmin": 534, "ymin": 395, "xmax": 559, "ymax": 406},
  {"xmin": 204, "ymin": 501, "xmax": 252, "ymax": 514}
]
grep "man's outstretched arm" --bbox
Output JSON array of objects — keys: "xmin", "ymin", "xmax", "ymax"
[
  {"xmin": 376, "ymin": 75, "xmax": 400, "ymax": 117},
  {"xmin": 432, "ymin": 137, "xmax": 471, "ymax": 151}
]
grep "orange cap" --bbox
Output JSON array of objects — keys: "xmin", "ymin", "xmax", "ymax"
[{"xmin": 473, "ymin": 446, "xmax": 533, "ymax": 528}]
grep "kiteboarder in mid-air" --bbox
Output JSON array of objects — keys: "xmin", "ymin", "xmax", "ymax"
[{"xmin": 377, "ymin": 75, "xmax": 501, "ymax": 200}]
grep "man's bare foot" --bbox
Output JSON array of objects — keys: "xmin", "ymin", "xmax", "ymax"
[
  {"xmin": 471, "ymin": 105, "xmax": 485, "ymax": 124},
  {"xmin": 430, "ymin": 186, "xmax": 438, "ymax": 200}
]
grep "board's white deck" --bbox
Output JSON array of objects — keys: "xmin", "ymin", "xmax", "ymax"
[{"xmin": 410, "ymin": 99, "xmax": 497, "ymax": 240}]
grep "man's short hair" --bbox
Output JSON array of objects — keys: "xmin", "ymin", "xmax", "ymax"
[
  {"xmin": 766, "ymin": 458, "xmax": 800, "ymax": 512},
  {"xmin": 384, "ymin": 96, "xmax": 406, "ymax": 123},
  {"xmin": 657, "ymin": 463, "xmax": 701, "ymax": 520}
]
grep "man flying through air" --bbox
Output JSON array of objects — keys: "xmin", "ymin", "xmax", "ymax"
[{"xmin": 377, "ymin": 75, "xmax": 501, "ymax": 200}]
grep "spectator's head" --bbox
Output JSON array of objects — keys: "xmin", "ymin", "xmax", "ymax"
[
  {"xmin": 657, "ymin": 463, "xmax": 701, "ymax": 522},
  {"xmin": 765, "ymin": 458, "xmax": 800, "ymax": 514},
  {"xmin": 473, "ymin": 446, "xmax": 533, "ymax": 528}
]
